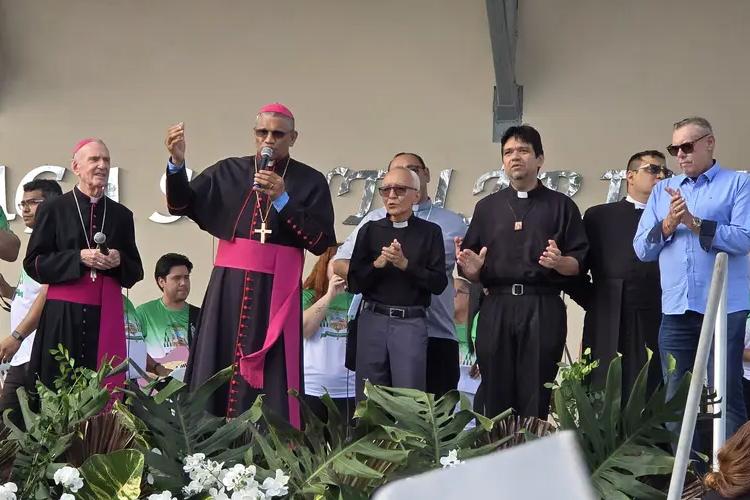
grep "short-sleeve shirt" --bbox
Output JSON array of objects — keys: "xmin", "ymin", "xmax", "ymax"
[{"xmin": 302, "ymin": 289, "xmax": 355, "ymax": 398}]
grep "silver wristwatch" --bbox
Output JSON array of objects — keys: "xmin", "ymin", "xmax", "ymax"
[
  {"xmin": 692, "ymin": 217, "xmax": 702, "ymax": 230},
  {"xmin": 11, "ymin": 330, "xmax": 23, "ymax": 342}
]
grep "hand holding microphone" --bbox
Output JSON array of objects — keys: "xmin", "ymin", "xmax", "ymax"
[
  {"xmin": 88, "ymin": 232, "xmax": 121, "ymax": 269},
  {"xmin": 253, "ymin": 146, "xmax": 285, "ymax": 201}
]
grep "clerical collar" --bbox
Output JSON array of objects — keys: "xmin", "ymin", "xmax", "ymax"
[
  {"xmin": 509, "ymin": 180, "xmax": 542, "ymax": 198},
  {"xmin": 389, "ymin": 214, "xmax": 413, "ymax": 228},
  {"xmin": 625, "ymin": 195, "xmax": 646, "ymax": 210},
  {"xmin": 74, "ymin": 185, "xmax": 103, "ymax": 204}
]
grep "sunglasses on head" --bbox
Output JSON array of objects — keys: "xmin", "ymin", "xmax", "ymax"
[
  {"xmin": 634, "ymin": 164, "xmax": 673, "ymax": 177},
  {"xmin": 254, "ymin": 128, "xmax": 292, "ymax": 140},
  {"xmin": 378, "ymin": 185, "xmax": 417, "ymax": 197},
  {"xmin": 666, "ymin": 133, "xmax": 710, "ymax": 157}
]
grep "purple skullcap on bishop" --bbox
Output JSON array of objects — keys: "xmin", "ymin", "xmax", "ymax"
[
  {"xmin": 73, "ymin": 138, "xmax": 98, "ymax": 155},
  {"xmin": 258, "ymin": 103, "xmax": 294, "ymax": 119}
]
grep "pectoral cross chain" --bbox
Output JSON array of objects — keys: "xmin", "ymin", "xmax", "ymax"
[{"xmin": 254, "ymin": 222, "xmax": 272, "ymax": 244}]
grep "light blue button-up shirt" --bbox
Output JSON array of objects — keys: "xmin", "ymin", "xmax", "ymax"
[
  {"xmin": 335, "ymin": 200, "xmax": 467, "ymax": 340},
  {"xmin": 634, "ymin": 161, "xmax": 750, "ymax": 314}
]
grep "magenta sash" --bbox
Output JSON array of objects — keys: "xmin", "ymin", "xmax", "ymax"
[
  {"xmin": 46, "ymin": 275, "xmax": 126, "ymax": 394},
  {"xmin": 214, "ymin": 237, "xmax": 304, "ymax": 429}
]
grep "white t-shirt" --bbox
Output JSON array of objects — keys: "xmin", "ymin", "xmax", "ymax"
[
  {"xmin": 744, "ymin": 317, "xmax": 750, "ymax": 380},
  {"xmin": 9, "ymin": 269, "xmax": 41, "ymax": 366},
  {"xmin": 303, "ymin": 290, "xmax": 355, "ymax": 399}
]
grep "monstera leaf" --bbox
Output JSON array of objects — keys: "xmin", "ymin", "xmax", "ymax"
[
  {"xmin": 76, "ymin": 449, "xmax": 144, "ymax": 500},
  {"xmin": 554, "ymin": 353, "xmax": 690, "ymax": 499},
  {"xmin": 356, "ymin": 382, "xmax": 510, "ymax": 469},
  {"xmin": 246, "ymin": 392, "xmax": 411, "ymax": 499},
  {"xmin": 125, "ymin": 366, "xmax": 260, "ymax": 493}
]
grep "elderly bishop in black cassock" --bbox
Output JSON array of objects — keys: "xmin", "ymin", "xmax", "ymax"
[{"xmin": 164, "ymin": 103, "xmax": 336, "ymax": 428}]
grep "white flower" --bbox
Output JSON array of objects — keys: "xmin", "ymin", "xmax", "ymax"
[
  {"xmin": 59, "ymin": 494, "xmax": 75, "ymax": 500},
  {"xmin": 147, "ymin": 491, "xmax": 176, "ymax": 500},
  {"xmin": 261, "ymin": 469, "xmax": 289, "ymax": 497},
  {"xmin": 208, "ymin": 487, "xmax": 230, "ymax": 500},
  {"xmin": 231, "ymin": 486, "xmax": 262, "ymax": 500},
  {"xmin": 439, "ymin": 449, "xmax": 464, "ymax": 469},
  {"xmin": 183, "ymin": 453, "xmax": 206, "ymax": 473},
  {"xmin": 0, "ymin": 482, "xmax": 17, "ymax": 500},
  {"xmin": 53, "ymin": 466, "xmax": 84, "ymax": 493}
]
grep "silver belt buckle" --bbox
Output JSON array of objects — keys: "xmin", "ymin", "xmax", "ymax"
[
  {"xmin": 389, "ymin": 307, "xmax": 406, "ymax": 318},
  {"xmin": 511, "ymin": 284, "xmax": 524, "ymax": 296}
]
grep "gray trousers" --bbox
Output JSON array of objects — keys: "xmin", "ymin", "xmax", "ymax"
[{"xmin": 355, "ymin": 308, "xmax": 428, "ymax": 401}]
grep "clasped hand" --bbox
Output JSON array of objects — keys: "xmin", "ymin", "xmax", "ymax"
[
  {"xmin": 374, "ymin": 239, "xmax": 408, "ymax": 270},
  {"xmin": 80, "ymin": 249, "xmax": 121, "ymax": 270}
]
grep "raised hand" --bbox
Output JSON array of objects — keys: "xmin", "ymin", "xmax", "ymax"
[
  {"xmin": 663, "ymin": 187, "xmax": 689, "ymax": 236},
  {"xmin": 456, "ymin": 246, "xmax": 487, "ymax": 281},
  {"xmin": 165, "ymin": 122, "xmax": 186, "ymax": 166},
  {"xmin": 326, "ymin": 274, "xmax": 347, "ymax": 298},
  {"xmin": 539, "ymin": 239, "xmax": 562, "ymax": 270},
  {"xmin": 382, "ymin": 239, "xmax": 408, "ymax": 270}
]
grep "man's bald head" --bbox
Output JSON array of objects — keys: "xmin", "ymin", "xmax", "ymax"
[{"xmin": 383, "ymin": 166, "xmax": 420, "ymax": 191}]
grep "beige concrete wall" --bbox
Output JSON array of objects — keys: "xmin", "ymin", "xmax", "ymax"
[{"xmin": 1, "ymin": 0, "xmax": 749, "ymax": 358}]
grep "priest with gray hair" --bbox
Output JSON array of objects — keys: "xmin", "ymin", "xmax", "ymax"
[{"xmin": 347, "ymin": 166, "xmax": 448, "ymax": 400}]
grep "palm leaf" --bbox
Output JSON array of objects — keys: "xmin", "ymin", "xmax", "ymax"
[{"xmin": 65, "ymin": 412, "xmax": 136, "ymax": 467}]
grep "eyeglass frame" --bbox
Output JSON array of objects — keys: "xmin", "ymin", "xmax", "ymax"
[
  {"xmin": 666, "ymin": 133, "xmax": 711, "ymax": 157},
  {"xmin": 378, "ymin": 185, "xmax": 418, "ymax": 197},
  {"xmin": 253, "ymin": 128, "xmax": 293, "ymax": 140},
  {"xmin": 630, "ymin": 163, "xmax": 673, "ymax": 178},
  {"xmin": 17, "ymin": 198, "xmax": 45, "ymax": 211}
]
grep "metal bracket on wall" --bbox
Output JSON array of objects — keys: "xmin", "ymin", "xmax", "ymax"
[{"xmin": 486, "ymin": 0, "xmax": 523, "ymax": 142}]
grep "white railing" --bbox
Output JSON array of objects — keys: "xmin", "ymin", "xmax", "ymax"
[{"xmin": 667, "ymin": 251, "xmax": 728, "ymax": 500}]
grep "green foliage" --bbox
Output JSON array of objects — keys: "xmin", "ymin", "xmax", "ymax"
[
  {"xmin": 3, "ymin": 345, "xmax": 121, "ymax": 499},
  {"xmin": 554, "ymin": 353, "xmax": 689, "ymax": 499},
  {"xmin": 246, "ymin": 391, "xmax": 410, "ymax": 498},
  {"xmin": 76, "ymin": 449, "xmax": 144, "ymax": 500},
  {"xmin": 125, "ymin": 366, "xmax": 260, "ymax": 493}
]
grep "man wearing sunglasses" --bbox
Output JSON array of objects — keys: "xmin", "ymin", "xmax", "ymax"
[
  {"xmin": 580, "ymin": 150, "xmax": 668, "ymax": 397},
  {"xmin": 332, "ymin": 152, "xmax": 467, "ymax": 399},
  {"xmin": 164, "ymin": 103, "xmax": 336, "ymax": 427},
  {"xmin": 0, "ymin": 179, "xmax": 62, "ymax": 428},
  {"xmin": 347, "ymin": 166, "xmax": 448, "ymax": 401},
  {"xmin": 635, "ymin": 117, "xmax": 750, "ymax": 439}
]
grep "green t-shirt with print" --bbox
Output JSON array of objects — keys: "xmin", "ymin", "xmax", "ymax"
[
  {"xmin": 455, "ymin": 312, "xmax": 479, "ymax": 366},
  {"xmin": 302, "ymin": 289, "xmax": 354, "ymax": 339},
  {"xmin": 136, "ymin": 298, "xmax": 191, "ymax": 370}
]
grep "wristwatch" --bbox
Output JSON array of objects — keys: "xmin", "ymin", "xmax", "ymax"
[
  {"xmin": 10, "ymin": 330, "xmax": 23, "ymax": 342},
  {"xmin": 692, "ymin": 217, "xmax": 703, "ymax": 230}
]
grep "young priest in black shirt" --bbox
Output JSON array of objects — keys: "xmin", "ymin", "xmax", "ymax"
[{"xmin": 348, "ymin": 166, "xmax": 448, "ymax": 401}]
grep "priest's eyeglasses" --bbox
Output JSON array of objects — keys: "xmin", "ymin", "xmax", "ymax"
[
  {"xmin": 378, "ymin": 185, "xmax": 418, "ymax": 197},
  {"xmin": 666, "ymin": 133, "xmax": 711, "ymax": 157},
  {"xmin": 635, "ymin": 164, "xmax": 673, "ymax": 178},
  {"xmin": 17, "ymin": 198, "xmax": 45, "ymax": 211},
  {"xmin": 254, "ymin": 128, "xmax": 292, "ymax": 140}
]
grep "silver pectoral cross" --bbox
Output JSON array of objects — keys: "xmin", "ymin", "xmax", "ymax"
[{"xmin": 254, "ymin": 222, "xmax": 272, "ymax": 244}]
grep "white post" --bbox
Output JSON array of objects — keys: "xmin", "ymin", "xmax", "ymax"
[{"xmin": 712, "ymin": 271, "xmax": 728, "ymax": 466}]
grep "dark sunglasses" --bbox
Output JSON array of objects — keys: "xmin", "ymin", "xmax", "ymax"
[
  {"xmin": 633, "ymin": 164, "xmax": 673, "ymax": 178},
  {"xmin": 378, "ymin": 185, "xmax": 417, "ymax": 197},
  {"xmin": 666, "ymin": 133, "xmax": 710, "ymax": 157},
  {"xmin": 254, "ymin": 128, "xmax": 292, "ymax": 140}
]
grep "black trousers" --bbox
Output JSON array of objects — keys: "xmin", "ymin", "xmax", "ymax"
[
  {"xmin": 425, "ymin": 337, "xmax": 460, "ymax": 399},
  {"xmin": 744, "ymin": 377, "xmax": 750, "ymax": 419},
  {"xmin": 0, "ymin": 364, "xmax": 29, "ymax": 430},
  {"xmin": 474, "ymin": 293, "xmax": 566, "ymax": 419}
]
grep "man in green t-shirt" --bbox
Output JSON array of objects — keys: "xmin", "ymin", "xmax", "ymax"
[
  {"xmin": 136, "ymin": 253, "xmax": 199, "ymax": 380},
  {"xmin": 0, "ymin": 205, "xmax": 20, "ymax": 262}
]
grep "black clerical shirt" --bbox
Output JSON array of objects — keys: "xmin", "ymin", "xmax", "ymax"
[
  {"xmin": 462, "ymin": 183, "xmax": 588, "ymax": 288},
  {"xmin": 348, "ymin": 214, "xmax": 447, "ymax": 307}
]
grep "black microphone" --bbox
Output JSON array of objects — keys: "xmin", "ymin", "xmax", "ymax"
[
  {"xmin": 253, "ymin": 146, "xmax": 274, "ymax": 188},
  {"xmin": 93, "ymin": 232, "xmax": 109, "ymax": 255}
]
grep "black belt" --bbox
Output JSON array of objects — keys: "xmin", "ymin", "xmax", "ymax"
[
  {"xmin": 363, "ymin": 301, "xmax": 426, "ymax": 318},
  {"xmin": 488, "ymin": 284, "xmax": 560, "ymax": 296}
]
